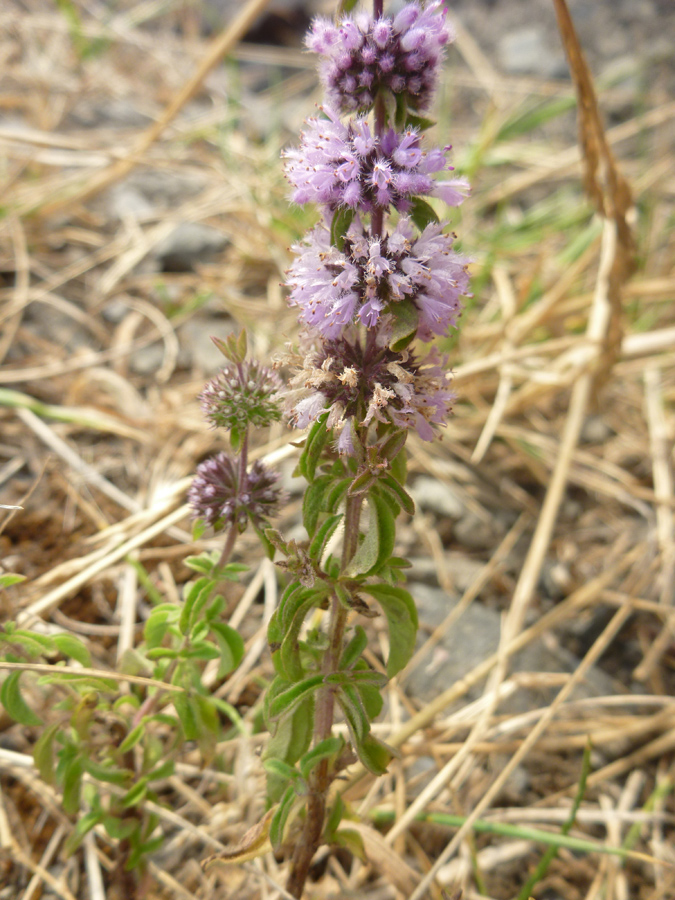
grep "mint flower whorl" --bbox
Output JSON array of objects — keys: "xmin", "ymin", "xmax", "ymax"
[
  {"xmin": 199, "ymin": 360, "xmax": 283, "ymax": 432},
  {"xmin": 284, "ymin": 107, "xmax": 468, "ymax": 214},
  {"xmin": 286, "ymin": 217, "xmax": 469, "ymax": 340},
  {"xmin": 307, "ymin": 1, "xmax": 452, "ymax": 114},
  {"xmin": 287, "ymin": 332, "xmax": 455, "ymax": 451},
  {"xmin": 188, "ymin": 453, "xmax": 284, "ymax": 531}
]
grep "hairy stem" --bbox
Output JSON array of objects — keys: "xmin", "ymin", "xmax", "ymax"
[{"xmin": 286, "ymin": 492, "xmax": 363, "ymax": 897}]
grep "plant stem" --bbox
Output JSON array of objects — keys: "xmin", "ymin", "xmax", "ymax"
[{"xmin": 286, "ymin": 492, "xmax": 363, "ymax": 898}]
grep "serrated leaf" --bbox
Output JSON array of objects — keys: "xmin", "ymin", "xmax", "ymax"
[
  {"xmin": 52, "ymin": 634, "xmax": 91, "ymax": 667},
  {"xmin": 330, "ymin": 206, "xmax": 355, "ymax": 252},
  {"xmin": 209, "ymin": 622, "xmax": 244, "ymax": 678},
  {"xmin": 325, "ymin": 476, "xmax": 351, "ymax": 513},
  {"xmin": 0, "ymin": 671, "xmax": 42, "ymax": 726},
  {"xmin": 410, "ymin": 196, "xmax": 440, "ymax": 231},
  {"xmin": 268, "ymin": 674, "xmax": 324, "ymax": 721},
  {"xmin": 360, "ymin": 584, "xmax": 418, "ymax": 678}
]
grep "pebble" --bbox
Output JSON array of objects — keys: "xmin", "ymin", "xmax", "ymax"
[
  {"xmin": 153, "ymin": 223, "xmax": 229, "ymax": 273},
  {"xmin": 410, "ymin": 476, "xmax": 465, "ymax": 519}
]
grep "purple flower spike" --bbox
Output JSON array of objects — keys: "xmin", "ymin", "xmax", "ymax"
[
  {"xmin": 286, "ymin": 217, "xmax": 470, "ymax": 340},
  {"xmin": 285, "ymin": 109, "xmax": 467, "ymax": 215},
  {"xmin": 286, "ymin": 333, "xmax": 455, "ymax": 451},
  {"xmin": 307, "ymin": 1, "xmax": 452, "ymax": 114},
  {"xmin": 188, "ymin": 453, "xmax": 284, "ymax": 531},
  {"xmin": 199, "ymin": 360, "xmax": 283, "ymax": 432}
]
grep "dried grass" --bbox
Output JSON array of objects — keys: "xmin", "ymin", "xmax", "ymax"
[{"xmin": 1, "ymin": 1, "xmax": 674, "ymax": 899}]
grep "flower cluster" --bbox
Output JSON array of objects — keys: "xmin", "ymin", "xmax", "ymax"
[
  {"xmin": 308, "ymin": 1, "xmax": 452, "ymax": 113},
  {"xmin": 199, "ymin": 360, "xmax": 283, "ymax": 432},
  {"xmin": 284, "ymin": 107, "xmax": 468, "ymax": 214},
  {"xmin": 284, "ymin": 0, "xmax": 469, "ymax": 454},
  {"xmin": 287, "ymin": 217, "xmax": 469, "ymax": 340},
  {"xmin": 188, "ymin": 454, "xmax": 283, "ymax": 531},
  {"xmin": 287, "ymin": 331, "xmax": 454, "ymax": 452}
]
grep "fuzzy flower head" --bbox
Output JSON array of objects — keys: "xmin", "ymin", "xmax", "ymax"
[
  {"xmin": 284, "ymin": 107, "xmax": 468, "ymax": 214},
  {"xmin": 286, "ymin": 216, "xmax": 470, "ymax": 341},
  {"xmin": 199, "ymin": 360, "xmax": 283, "ymax": 433},
  {"xmin": 188, "ymin": 454, "xmax": 284, "ymax": 532},
  {"xmin": 286, "ymin": 332, "xmax": 455, "ymax": 452},
  {"xmin": 307, "ymin": 1, "xmax": 452, "ymax": 114}
]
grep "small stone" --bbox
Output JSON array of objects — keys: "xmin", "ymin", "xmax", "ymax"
[
  {"xmin": 153, "ymin": 223, "xmax": 229, "ymax": 272},
  {"xmin": 581, "ymin": 415, "xmax": 614, "ymax": 444},
  {"xmin": 453, "ymin": 511, "xmax": 497, "ymax": 551},
  {"xmin": 497, "ymin": 27, "xmax": 566, "ymax": 78},
  {"xmin": 178, "ymin": 317, "xmax": 234, "ymax": 374},
  {"xmin": 410, "ymin": 476, "xmax": 465, "ymax": 519},
  {"xmin": 129, "ymin": 344, "xmax": 165, "ymax": 375}
]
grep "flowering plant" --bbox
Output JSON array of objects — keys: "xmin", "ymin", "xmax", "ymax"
[
  {"xmin": 191, "ymin": 1, "xmax": 470, "ymax": 894},
  {"xmin": 0, "ymin": 2, "xmax": 469, "ymax": 897}
]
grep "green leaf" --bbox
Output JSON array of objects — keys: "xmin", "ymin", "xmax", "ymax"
[
  {"xmin": 330, "ymin": 206, "xmax": 356, "ymax": 252},
  {"xmin": 103, "ymin": 815, "xmax": 138, "ymax": 840},
  {"xmin": 262, "ymin": 758, "xmax": 303, "ymax": 787},
  {"xmin": 280, "ymin": 595, "xmax": 317, "ymax": 681},
  {"xmin": 64, "ymin": 807, "xmax": 103, "ymax": 854},
  {"xmin": 360, "ymin": 584, "xmax": 418, "ymax": 678},
  {"xmin": 0, "ymin": 671, "xmax": 42, "ymax": 725},
  {"xmin": 379, "ymin": 430, "xmax": 407, "ymax": 464},
  {"xmin": 62, "ymin": 754, "xmax": 84, "ymax": 814},
  {"xmin": 253, "ymin": 522, "xmax": 276, "ymax": 559},
  {"xmin": 299, "ymin": 737, "xmax": 343, "ymax": 782},
  {"xmin": 268, "ymin": 674, "xmax": 324, "ymax": 721},
  {"xmin": 302, "ymin": 474, "xmax": 332, "ymax": 538},
  {"xmin": 356, "ymin": 679, "xmax": 384, "ymax": 720},
  {"xmin": 378, "ymin": 473, "xmax": 415, "ymax": 516},
  {"xmin": 389, "ymin": 445, "xmax": 407, "ymax": 486},
  {"xmin": 325, "ymin": 477, "xmax": 351, "ymax": 513},
  {"xmin": 356, "ymin": 733, "xmax": 393, "ymax": 776},
  {"xmin": 33, "ymin": 723, "xmax": 60, "ymax": 784},
  {"xmin": 82, "ymin": 758, "xmax": 133, "ymax": 786},
  {"xmin": 388, "ymin": 297, "xmax": 419, "ymax": 351},
  {"xmin": 308, "ymin": 513, "xmax": 343, "ymax": 563},
  {"xmin": 346, "ymin": 494, "xmax": 396, "ymax": 577},
  {"xmin": 334, "ymin": 827, "xmax": 366, "ymax": 859},
  {"xmin": 183, "ymin": 554, "xmax": 214, "ymax": 575},
  {"xmin": 121, "ymin": 778, "xmax": 148, "ymax": 809},
  {"xmin": 270, "ymin": 784, "xmax": 298, "ymax": 851},
  {"xmin": 339, "ymin": 625, "xmax": 368, "ymax": 670},
  {"xmin": 299, "ymin": 415, "xmax": 329, "ymax": 482},
  {"xmin": 146, "ymin": 759, "xmax": 175, "ymax": 782},
  {"xmin": 410, "ymin": 196, "xmax": 440, "ymax": 231},
  {"xmin": 0, "ymin": 574, "xmax": 26, "ymax": 588},
  {"xmin": 406, "ymin": 112, "xmax": 436, "ymax": 131},
  {"xmin": 37, "ymin": 672, "xmax": 117, "ymax": 692},
  {"xmin": 183, "ymin": 641, "xmax": 220, "ymax": 661},
  {"xmin": 338, "ymin": 0, "xmax": 360, "ymax": 14},
  {"xmin": 192, "ymin": 519, "xmax": 207, "ymax": 541},
  {"xmin": 325, "ymin": 669, "xmax": 387, "ymax": 689},
  {"xmin": 52, "ymin": 634, "xmax": 91, "ymax": 667},
  {"xmin": 1, "ymin": 630, "xmax": 55, "ymax": 657},
  {"xmin": 180, "ymin": 576, "xmax": 213, "ymax": 635},
  {"xmin": 119, "ymin": 722, "xmax": 146, "ymax": 754},
  {"xmin": 174, "ymin": 692, "xmax": 199, "ymax": 740},
  {"xmin": 209, "ymin": 622, "xmax": 244, "ymax": 677},
  {"xmin": 337, "ymin": 683, "xmax": 369, "ymax": 745},
  {"xmin": 263, "ymin": 698, "xmax": 315, "ymax": 802}
]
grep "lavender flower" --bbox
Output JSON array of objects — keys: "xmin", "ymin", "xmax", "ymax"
[
  {"xmin": 284, "ymin": 106, "xmax": 468, "ymax": 214},
  {"xmin": 199, "ymin": 360, "xmax": 283, "ymax": 432},
  {"xmin": 286, "ymin": 216, "xmax": 469, "ymax": 340},
  {"xmin": 307, "ymin": 1, "xmax": 452, "ymax": 114},
  {"xmin": 188, "ymin": 453, "xmax": 284, "ymax": 531},
  {"xmin": 286, "ymin": 330, "xmax": 455, "ymax": 450}
]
